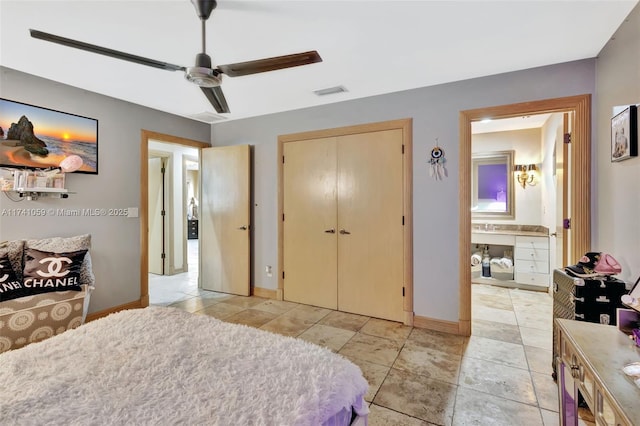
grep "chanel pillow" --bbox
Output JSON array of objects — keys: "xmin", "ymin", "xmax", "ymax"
[
  {"xmin": 26, "ymin": 234, "xmax": 95, "ymax": 288},
  {"xmin": 22, "ymin": 248, "xmax": 87, "ymax": 296},
  {"xmin": 0, "ymin": 254, "xmax": 26, "ymax": 302}
]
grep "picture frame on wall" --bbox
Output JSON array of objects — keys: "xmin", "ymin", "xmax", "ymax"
[{"xmin": 611, "ymin": 105, "xmax": 637, "ymax": 162}]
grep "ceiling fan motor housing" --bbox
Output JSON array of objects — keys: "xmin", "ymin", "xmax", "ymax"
[{"xmin": 185, "ymin": 53, "xmax": 222, "ymax": 87}]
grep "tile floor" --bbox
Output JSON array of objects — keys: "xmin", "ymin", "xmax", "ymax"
[{"xmin": 149, "ymin": 248, "xmax": 593, "ymax": 425}]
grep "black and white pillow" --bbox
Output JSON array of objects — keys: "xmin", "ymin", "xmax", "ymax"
[
  {"xmin": 22, "ymin": 248, "xmax": 87, "ymax": 296},
  {"xmin": 0, "ymin": 254, "xmax": 27, "ymax": 302}
]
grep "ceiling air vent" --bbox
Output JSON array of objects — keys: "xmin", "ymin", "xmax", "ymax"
[
  {"xmin": 313, "ymin": 85, "xmax": 348, "ymax": 96},
  {"xmin": 189, "ymin": 111, "xmax": 228, "ymax": 123}
]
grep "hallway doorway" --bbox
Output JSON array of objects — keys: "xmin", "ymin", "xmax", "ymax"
[{"xmin": 140, "ymin": 130, "xmax": 209, "ymax": 307}]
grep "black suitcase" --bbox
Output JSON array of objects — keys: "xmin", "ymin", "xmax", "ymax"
[
  {"xmin": 553, "ymin": 269, "xmax": 626, "ymax": 325},
  {"xmin": 552, "ymin": 268, "xmax": 627, "ymax": 378}
]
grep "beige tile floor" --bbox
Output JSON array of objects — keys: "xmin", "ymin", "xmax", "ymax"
[{"xmin": 151, "ymin": 254, "xmax": 590, "ymax": 426}]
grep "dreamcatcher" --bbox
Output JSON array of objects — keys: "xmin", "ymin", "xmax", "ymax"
[{"xmin": 429, "ymin": 139, "xmax": 447, "ymax": 180}]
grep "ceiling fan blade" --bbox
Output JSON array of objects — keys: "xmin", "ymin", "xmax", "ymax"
[
  {"xmin": 201, "ymin": 86, "xmax": 230, "ymax": 113},
  {"xmin": 217, "ymin": 51, "xmax": 322, "ymax": 77},
  {"xmin": 30, "ymin": 29, "xmax": 185, "ymax": 72}
]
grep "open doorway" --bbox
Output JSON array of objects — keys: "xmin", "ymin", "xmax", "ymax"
[
  {"xmin": 139, "ymin": 130, "xmax": 209, "ymax": 307},
  {"xmin": 147, "ymin": 142, "xmax": 201, "ymax": 305},
  {"xmin": 458, "ymin": 94, "xmax": 592, "ymax": 336},
  {"xmin": 468, "ymin": 112, "xmax": 566, "ymax": 363}
]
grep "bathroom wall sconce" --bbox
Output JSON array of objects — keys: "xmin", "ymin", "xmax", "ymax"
[{"xmin": 514, "ymin": 164, "xmax": 538, "ymax": 188}]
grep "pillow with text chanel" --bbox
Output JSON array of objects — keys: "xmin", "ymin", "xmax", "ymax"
[
  {"xmin": 22, "ymin": 248, "xmax": 87, "ymax": 297},
  {"xmin": 0, "ymin": 254, "xmax": 25, "ymax": 302}
]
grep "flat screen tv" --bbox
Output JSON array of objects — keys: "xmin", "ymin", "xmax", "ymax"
[{"xmin": 0, "ymin": 98, "xmax": 98, "ymax": 174}]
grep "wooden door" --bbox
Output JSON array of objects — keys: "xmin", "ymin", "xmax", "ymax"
[
  {"xmin": 337, "ymin": 130, "xmax": 405, "ymax": 322},
  {"xmin": 200, "ymin": 145, "xmax": 250, "ymax": 296},
  {"xmin": 282, "ymin": 138, "xmax": 338, "ymax": 309},
  {"xmin": 148, "ymin": 157, "xmax": 165, "ymax": 275}
]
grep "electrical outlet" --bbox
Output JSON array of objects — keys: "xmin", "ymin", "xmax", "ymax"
[{"xmin": 265, "ymin": 265, "xmax": 272, "ymax": 277}]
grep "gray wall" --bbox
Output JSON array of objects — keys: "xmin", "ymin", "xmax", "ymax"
[
  {"xmin": 0, "ymin": 66, "xmax": 210, "ymax": 313},
  {"xmin": 211, "ymin": 59, "xmax": 596, "ymax": 322},
  {"xmin": 594, "ymin": 3, "xmax": 640, "ymax": 283}
]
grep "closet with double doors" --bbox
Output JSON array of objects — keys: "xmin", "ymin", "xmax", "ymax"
[{"xmin": 278, "ymin": 119, "xmax": 413, "ymax": 323}]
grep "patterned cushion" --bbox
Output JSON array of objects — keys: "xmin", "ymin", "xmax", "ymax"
[
  {"xmin": 0, "ymin": 240, "xmax": 25, "ymax": 281},
  {"xmin": 0, "ymin": 254, "xmax": 25, "ymax": 301},
  {"xmin": 0, "ymin": 285, "xmax": 89, "ymax": 353},
  {"xmin": 22, "ymin": 248, "xmax": 87, "ymax": 297},
  {"xmin": 26, "ymin": 234, "xmax": 95, "ymax": 288}
]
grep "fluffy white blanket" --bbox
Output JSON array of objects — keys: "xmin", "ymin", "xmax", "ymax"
[{"xmin": 0, "ymin": 306, "xmax": 369, "ymax": 425}]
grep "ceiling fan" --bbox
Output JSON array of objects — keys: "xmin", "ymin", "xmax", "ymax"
[{"xmin": 29, "ymin": 0, "xmax": 322, "ymax": 114}]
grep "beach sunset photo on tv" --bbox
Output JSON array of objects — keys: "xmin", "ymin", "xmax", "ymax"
[{"xmin": 0, "ymin": 98, "xmax": 98, "ymax": 174}]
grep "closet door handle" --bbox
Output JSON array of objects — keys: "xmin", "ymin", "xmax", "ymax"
[
  {"xmin": 339, "ymin": 229, "xmax": 351, "ymax": 235},
  {"xmin": 324, "ymin": 228, "xmax": 336, "ymax": 234},
  {"xmin": 237, "ymin": 225, "xmax": 248, "ymax": 230}
]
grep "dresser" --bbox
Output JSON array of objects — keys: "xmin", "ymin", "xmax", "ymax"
[
  {"xmin": 556, "ymin": 319, "xmax": 640, "ymax": 426},
  {"xmin": 514, "ymin": 235, "xmax": 549, "ymax": 287},
  {"xmin": 187, "ymin": 219, "xmax": 198, "ymax": 239}
]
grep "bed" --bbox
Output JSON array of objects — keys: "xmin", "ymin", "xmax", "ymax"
[{"xmin": 0, "ymin": 306, "xmax": 369, "ymax": 425}]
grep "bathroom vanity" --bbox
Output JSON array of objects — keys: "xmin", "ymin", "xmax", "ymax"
[{"xmin": 471, "ymin": 224, "xmax": 550, "ymax": 290}]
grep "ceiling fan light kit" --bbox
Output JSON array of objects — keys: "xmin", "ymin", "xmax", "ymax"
[{"xmin": 29, "ymin": 0, "xmax": 322, "ymax": 114}]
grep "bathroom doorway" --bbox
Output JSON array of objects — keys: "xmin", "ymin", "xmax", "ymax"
[{"xmin": 459, "ymin": 94, "xmax": 592, "ymax": 336}]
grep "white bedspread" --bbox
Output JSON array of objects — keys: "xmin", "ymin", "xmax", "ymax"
[{"xmin": 0, "ymin": 306, "xmax": 369, "ymax": 425}]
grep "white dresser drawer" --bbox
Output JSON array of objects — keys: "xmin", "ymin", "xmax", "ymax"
[
  {"xmin": 516, "ymin": 259, "xmax": 549, "ymax": 274},
  {"xmin": 515, "ymin": 271, "xmax": 549, "ymax": 286},
  {"xmin": 515, "ymin": 247, "xmax": 549, "ymax": 262},
  {"xmin": 515, "ymin": 236, "xmax": 548, "ymax": 250}
]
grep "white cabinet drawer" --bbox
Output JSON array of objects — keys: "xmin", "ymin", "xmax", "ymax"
[
  {"xmin": 515, "ymin": 247, "xmax": 548, "ymax": 262},
  {"xmin": 515, "ymin": 236, "xmax": 548, "ymax": 250},
  {"xmin": 515, "ymin": 259, "xmax": 549, "ymax": 273},
  {"xmin": 515, "ymin": 271, "xmax": 549, "ymax": 286}
]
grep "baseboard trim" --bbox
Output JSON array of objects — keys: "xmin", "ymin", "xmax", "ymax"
[
  {"xmin": 413, "ymin": 315, "xmax": 463, "ymax": 335},
  {"xmin": 86, "ymin": 299, "xmax": 144, "ymax": 322},
  {"xmin": 252, "ymin": 286, "xmax": 277, "ymax": 299}
]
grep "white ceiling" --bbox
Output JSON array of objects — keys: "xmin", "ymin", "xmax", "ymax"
[{"xmin": 1, "ymin": 0, "xmax": 638, "ymax": 124}]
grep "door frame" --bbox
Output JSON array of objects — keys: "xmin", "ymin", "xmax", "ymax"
[
  {"xmin": 459, "ymin": 94, "xmax": 591, "ymax": 336},
  {"xmin": 182, "ymin": 154, "xmax": 199, "ymax": 273},
  {"xmin": 140, "ymin": 130, "xmax": 210, "ymax": 307},
  {"xmin": 277, "ymin": 118, "xmax": 414, "ymax": 325}
]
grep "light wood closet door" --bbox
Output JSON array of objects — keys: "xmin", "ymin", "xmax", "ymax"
[
  {"xmin": 283, "ymin": 138, "xmax": 338, "ymax": 309},
  {"xmin": 337, "ymin": 130, "xmax": 404, "ymax": 322}
]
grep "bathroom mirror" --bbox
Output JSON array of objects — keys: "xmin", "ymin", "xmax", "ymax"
[{"xmin": 471, "ymin": 150, "xmax": 514, "ymax": 219}]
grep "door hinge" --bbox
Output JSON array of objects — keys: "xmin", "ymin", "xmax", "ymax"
[
  {"xmin": 402, "ymin": 215, "xmax": 405, "ymax": 225},
  {"xmin": 282, "ymin": 271, "xmax": 285, "ymax": 279},
  {"xmin": 282, "ymin": 213, "xmax": 285, "ymax": 221},
  {"xmin": 402, "ymin": 287, "xmax": 405, "ymax": 297},
  {"xmin": 402, "ymin": 144, "xmax": 405, "ymax": 154},
  {"xmin": 161, "ymin": 210, "xmax": 165, "ymax": 216},
  {"xmin": 282, "ymin": 156, "xmax": 285, "ymax": 164},
  {"xmin": 564, "ymin": 133, "xmax": 571, "ymax": 144},
  {"xmin": 161, "ymin": 253, "xmax": 166, "ymax": 259},
  {"xmin": 563, "ymin": 218, "xmax": 571, "ymax": 229}
]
